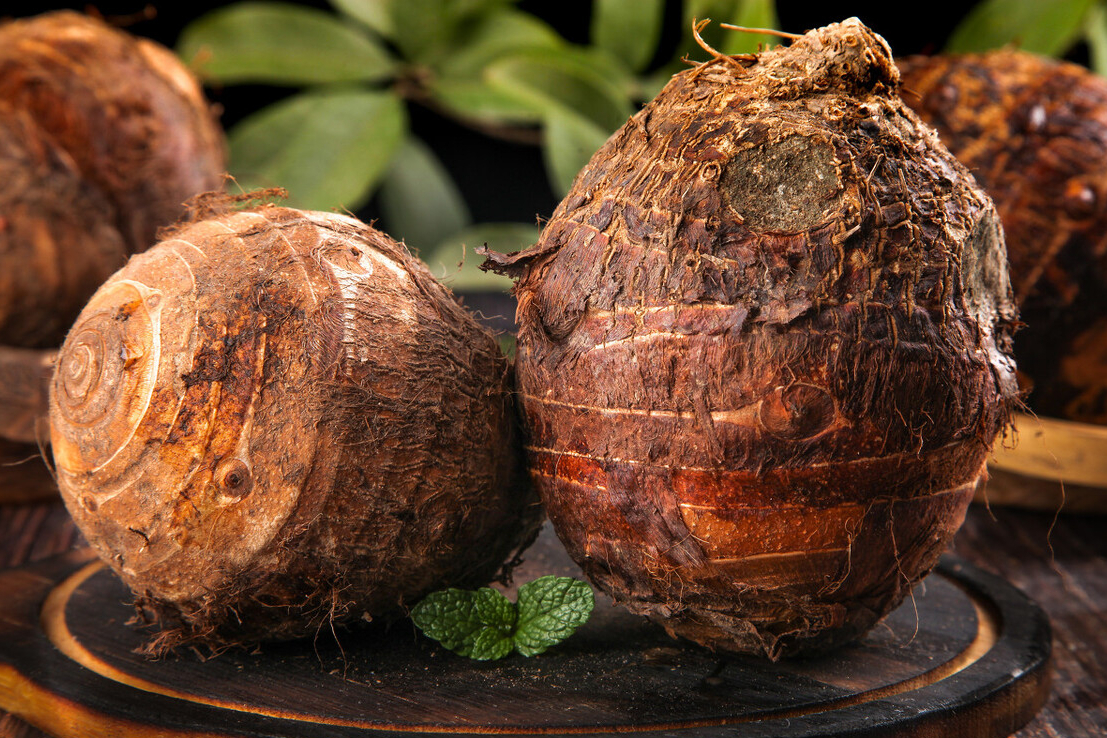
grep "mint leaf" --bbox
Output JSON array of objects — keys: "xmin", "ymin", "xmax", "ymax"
[
  {"xmin": 410, "ymin": 587, "xmax": 515, "ymax": 660},
  {"xmin": 470, "ymin": 623, "xmax": 515, "ymax": 661},
  {"xmin": 514, "ymin": 576, "xmax": 595, "ymax": 657},
  {"xmin": 411, "ymin": 576, "xmax": 594, "ymax": 660}
]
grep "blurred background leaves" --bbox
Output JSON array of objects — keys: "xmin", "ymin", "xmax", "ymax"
[
  {"xmin": 169, "ymin": 0, "xmax": 1107, "ymax": 292},
  {"xmin": 175, "ymin": 0, "xmax": 788, "ymax": 290}
]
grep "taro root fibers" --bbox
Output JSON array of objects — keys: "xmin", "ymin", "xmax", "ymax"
[
  {"xmin": 49, "ymin": 200, "xmax": 542, "ymax": 653},
  {"xmin": 901, "ymin": 50, "xmax": 1107, "ymax": 424},
  {"xmin": 485, "ymin": 18, "xmax": 1018, "ymax": 659}
]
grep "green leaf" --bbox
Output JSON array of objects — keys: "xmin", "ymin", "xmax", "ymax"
[
  {"xmin": 718, "ymin": 0, "xmax": 782, "ymax": 56},
  {"xmin": 412, "ymin": 577, "xmax": 594, "ymax": 660},
  {"xmin": 543, "ymin": 109, "xmax": 611, "ymax": 197},
  {"xmin": 411, "ymin": 587, "xmax": 516, "ymax": 660},
  {"xmin": 438, "ymin": 8, "xmax": 564, "ymax": 79},
  {"xmin": 329, "ymin": 0, "xmax": 394, "ymax": 38},
  {"xmin": 591, "ymin": 0, "xmax": 665, "ymax": 73},
  {"xmin": 640, "ymin": 67, "xmax": 678, "ymax": 102},
  {"xmin": 485, "ymin": 48, "xmax": 634, "ymax": 133},
  {"xmin": 388, "ymin": 0, "xmax": 455, "ymax": 61},
  {"xmin": 378, "ymin": 137, "xmax": 471, "ymax": 253},
  {"xmin": 1086, "ymin": 3, "xmax": 1107, "ymax": 77},
  {"xmin": 513, "ymin": 576, "xmax": 595, "ymax": 657},
  {"xmin": 682, "ymin": 0, "xmax": 744, "ymax": 50},
  {"xmin": 423, "ymin": 223, "xmax": 541, "ymax": 292},
  {"xmin": 389, "ymin": 0, "xmax": 513, "ymax": 62},
  {"xmin": 470, "ymin": 625, "xmax": 516, "ymax": 660},
  {"xmin": 427, "ymin": 8, "xmax": 566, "ymax": 126},
  {"xmin": 497, "ymin": 334, "xmax": 516, "ymax": 360},
  {"xmin": 228, "ymin": 89, "xmax": 406, "ymax": 212},
  {"xmin": 945, "ymin": 0, "xmax": 1096, "ymax": 56},
  {"xmin": 178, "ymin": 2, "xmax": 396, "ymax": 85},
  {"xmin": 428, "ymin": 80, "xmax": 545, "ymax": 126}
]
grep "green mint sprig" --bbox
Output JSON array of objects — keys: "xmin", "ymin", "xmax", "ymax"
[{"xmin": 411, "ymin": 576, "xmax": 594, "ymax": 660}]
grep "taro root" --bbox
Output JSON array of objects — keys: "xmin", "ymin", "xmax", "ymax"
[
  {"xmin": 0, "ymin": 11, "xmax": 225, "ymax": 349},
  {"xmin": 485, "ymin": 18, "xmax": 1018, "ymax": 659},
  {"xmin": 0, "ymin": 103, "xmax": 127, "ymax": 349},
  {"xmin": 49, "ymin": 199, "xmax": 541, "ymax": 652},
  {"xmin": 899, "ymin": 51, "xmax": 1107, "ymax": 424}
]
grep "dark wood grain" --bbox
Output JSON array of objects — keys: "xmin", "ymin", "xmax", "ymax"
[
  {"xmin": 0, "ymin": 499, "xmax": 1099, "ymax": 737},
  {"xmin": 0, "ymin": 500, "xmax": 78, "ymax": 569},
  {"xmin": 0, "ymin": 519, "xmax": 1051, "ymax": 738},
  {"xmin": 0, "ymin": 441, "xmax": 58, "ymax": 505},
  {"xmin": 953, "ymin": 505, "xmax": 1107, "ymax": 738}
]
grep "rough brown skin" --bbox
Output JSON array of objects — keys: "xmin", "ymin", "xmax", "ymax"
[
  {"xmin": 485, "ymin": 19, "xmax": 1018, "ymax": 660},
  {"xmin": 0, "ymin": 10, "xmax": 226, "ymax": 348},
  {"xmin": 49, "ymin": 199, "xmax": 542, "ymax": 653},
  {"xmin": 899, "ymin": 51, "xmax": 1107, "ymax": 424},
  {"xmin": 0, "ymin": 103, "xmax": 127, "ymax": 348}
]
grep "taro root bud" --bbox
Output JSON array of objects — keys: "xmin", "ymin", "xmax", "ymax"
[
  {"xmin": 900, "ymin": 51, "xmax": 1107, "ymax": 424},
  {"xmin": 0, "ymin": 11, "xmax": 225, "ymax": 348},
  {"xmin": 49, "ymin": 200, "xmax": 541, "ymax": 652},
  {"xmin": 485, "ymin": 18, "xmax": 1018, "ymax": 659}
]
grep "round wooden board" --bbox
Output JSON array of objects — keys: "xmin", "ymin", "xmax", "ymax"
[{"xmin": 0, "ymin": 526, "xmax": 1050, "ymax": 738}]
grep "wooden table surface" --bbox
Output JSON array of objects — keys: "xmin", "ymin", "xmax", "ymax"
[{"xmin": 0, "ymin": 493, "xmax": 1102, "ymax": 738}]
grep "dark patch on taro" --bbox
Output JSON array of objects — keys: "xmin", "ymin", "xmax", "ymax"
[
  {"xmin": 215, "ymin": 457, "xmax": 252, "ymax": 501},
  {"xmin": 721, "ymin": 135, "xmax": 843, "ymax": 232},
  {"xmin": 759, "ymin": 384, "xmax": 838, "ymax": 440},
  {"xmin": 901, "ymin": 49, "xmax": 1107, "ymax": 423},
  {"xmin": 486, "ymin": 18, "xmax": 1018, "ymax": 660}
]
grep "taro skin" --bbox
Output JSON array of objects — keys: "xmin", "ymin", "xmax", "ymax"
[
  {"xmin": 51, "ymin": 203, "xmax": 542, "ymax": 653},
  {"xmin": 487, "ymin": 18, "xmax": 1018, "ymax": 659},
  {"xmin": 900, "ymin": 50, "xmax": 1107, "ymax": 424},
  {"xmin": 0, "ymin": 11, "xmax": 225, "ymax": 348}
]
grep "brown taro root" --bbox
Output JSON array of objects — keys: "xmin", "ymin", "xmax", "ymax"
[
  {"xmin": 0, "ymin": 11, "xmax": 225, "ymax": 349},
  {"xmin": 0, "ymin": 104, "xmax": 127, "ymax": 349},
  {"xmin": 484, "ymin": 19, "xmax": 1018, "ymax": 659},
  {"xmin": 899, "ymin": 51, "xmax": 1107, "ymax": 424},
  {"xmin": 49, "ymin": 200, "xmax": 541, "ymax": 652}
]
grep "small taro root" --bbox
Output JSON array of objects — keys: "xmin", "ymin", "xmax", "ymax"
[
  {"xmin": 485, "ymin": 19, "xmax": 1017, "ymax": 659},
  {"xmin": 899, "ymin": 51, "xmax": 1107, "ymax": 424},
  {"xmin": 0, "ymin": 11, "xmax": 225, "ymax": 349},
  {"xmin": 49, "ymin": 199, "xmax": 541, "ymax": 652}
]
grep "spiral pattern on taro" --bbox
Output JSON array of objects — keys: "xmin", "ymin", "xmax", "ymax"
[{"xmin": 51, "ymin": 280, "xmax": 162, "ymax": 473}]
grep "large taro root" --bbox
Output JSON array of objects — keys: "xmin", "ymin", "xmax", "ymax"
[
  {"xmin": 49, "ymin": 201, "xmax": 541, "ymax": 652},
  {"xmin": 485, "ymin": 19, "xmax": 1018, "ymax": 659},
  {"xmin": 900, "ymin": 51, "xmax": 1107, "ymax": 424},
  {"xmin": 0, "ymin": 11, "xmax": 225, "ymax": 349}
]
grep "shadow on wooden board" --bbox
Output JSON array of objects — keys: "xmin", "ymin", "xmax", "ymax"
[{"xmin": 0, "ymin": 524, "xmax": 1050, "ymax": 738}]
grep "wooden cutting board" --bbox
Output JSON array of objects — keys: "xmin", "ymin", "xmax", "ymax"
[{"xmin": 0, "ymin": 525, "xmax": 1050, "ymax": 738}]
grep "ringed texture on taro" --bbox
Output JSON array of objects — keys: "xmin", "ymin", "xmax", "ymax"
[
  {"xmin": 900, "ymin": 50, "xmax": 1107, "ymax": 424},
  {"xmin": 49, "ymin": 199, "xmax": 542, "ymax": 653},
  {"xmin": 486, "ymin": 18, "xmax": 1018, "ymax": 659},
  {"xmin": 0, "ymin": 11, "xmax": 225, "ymax": 348}
]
